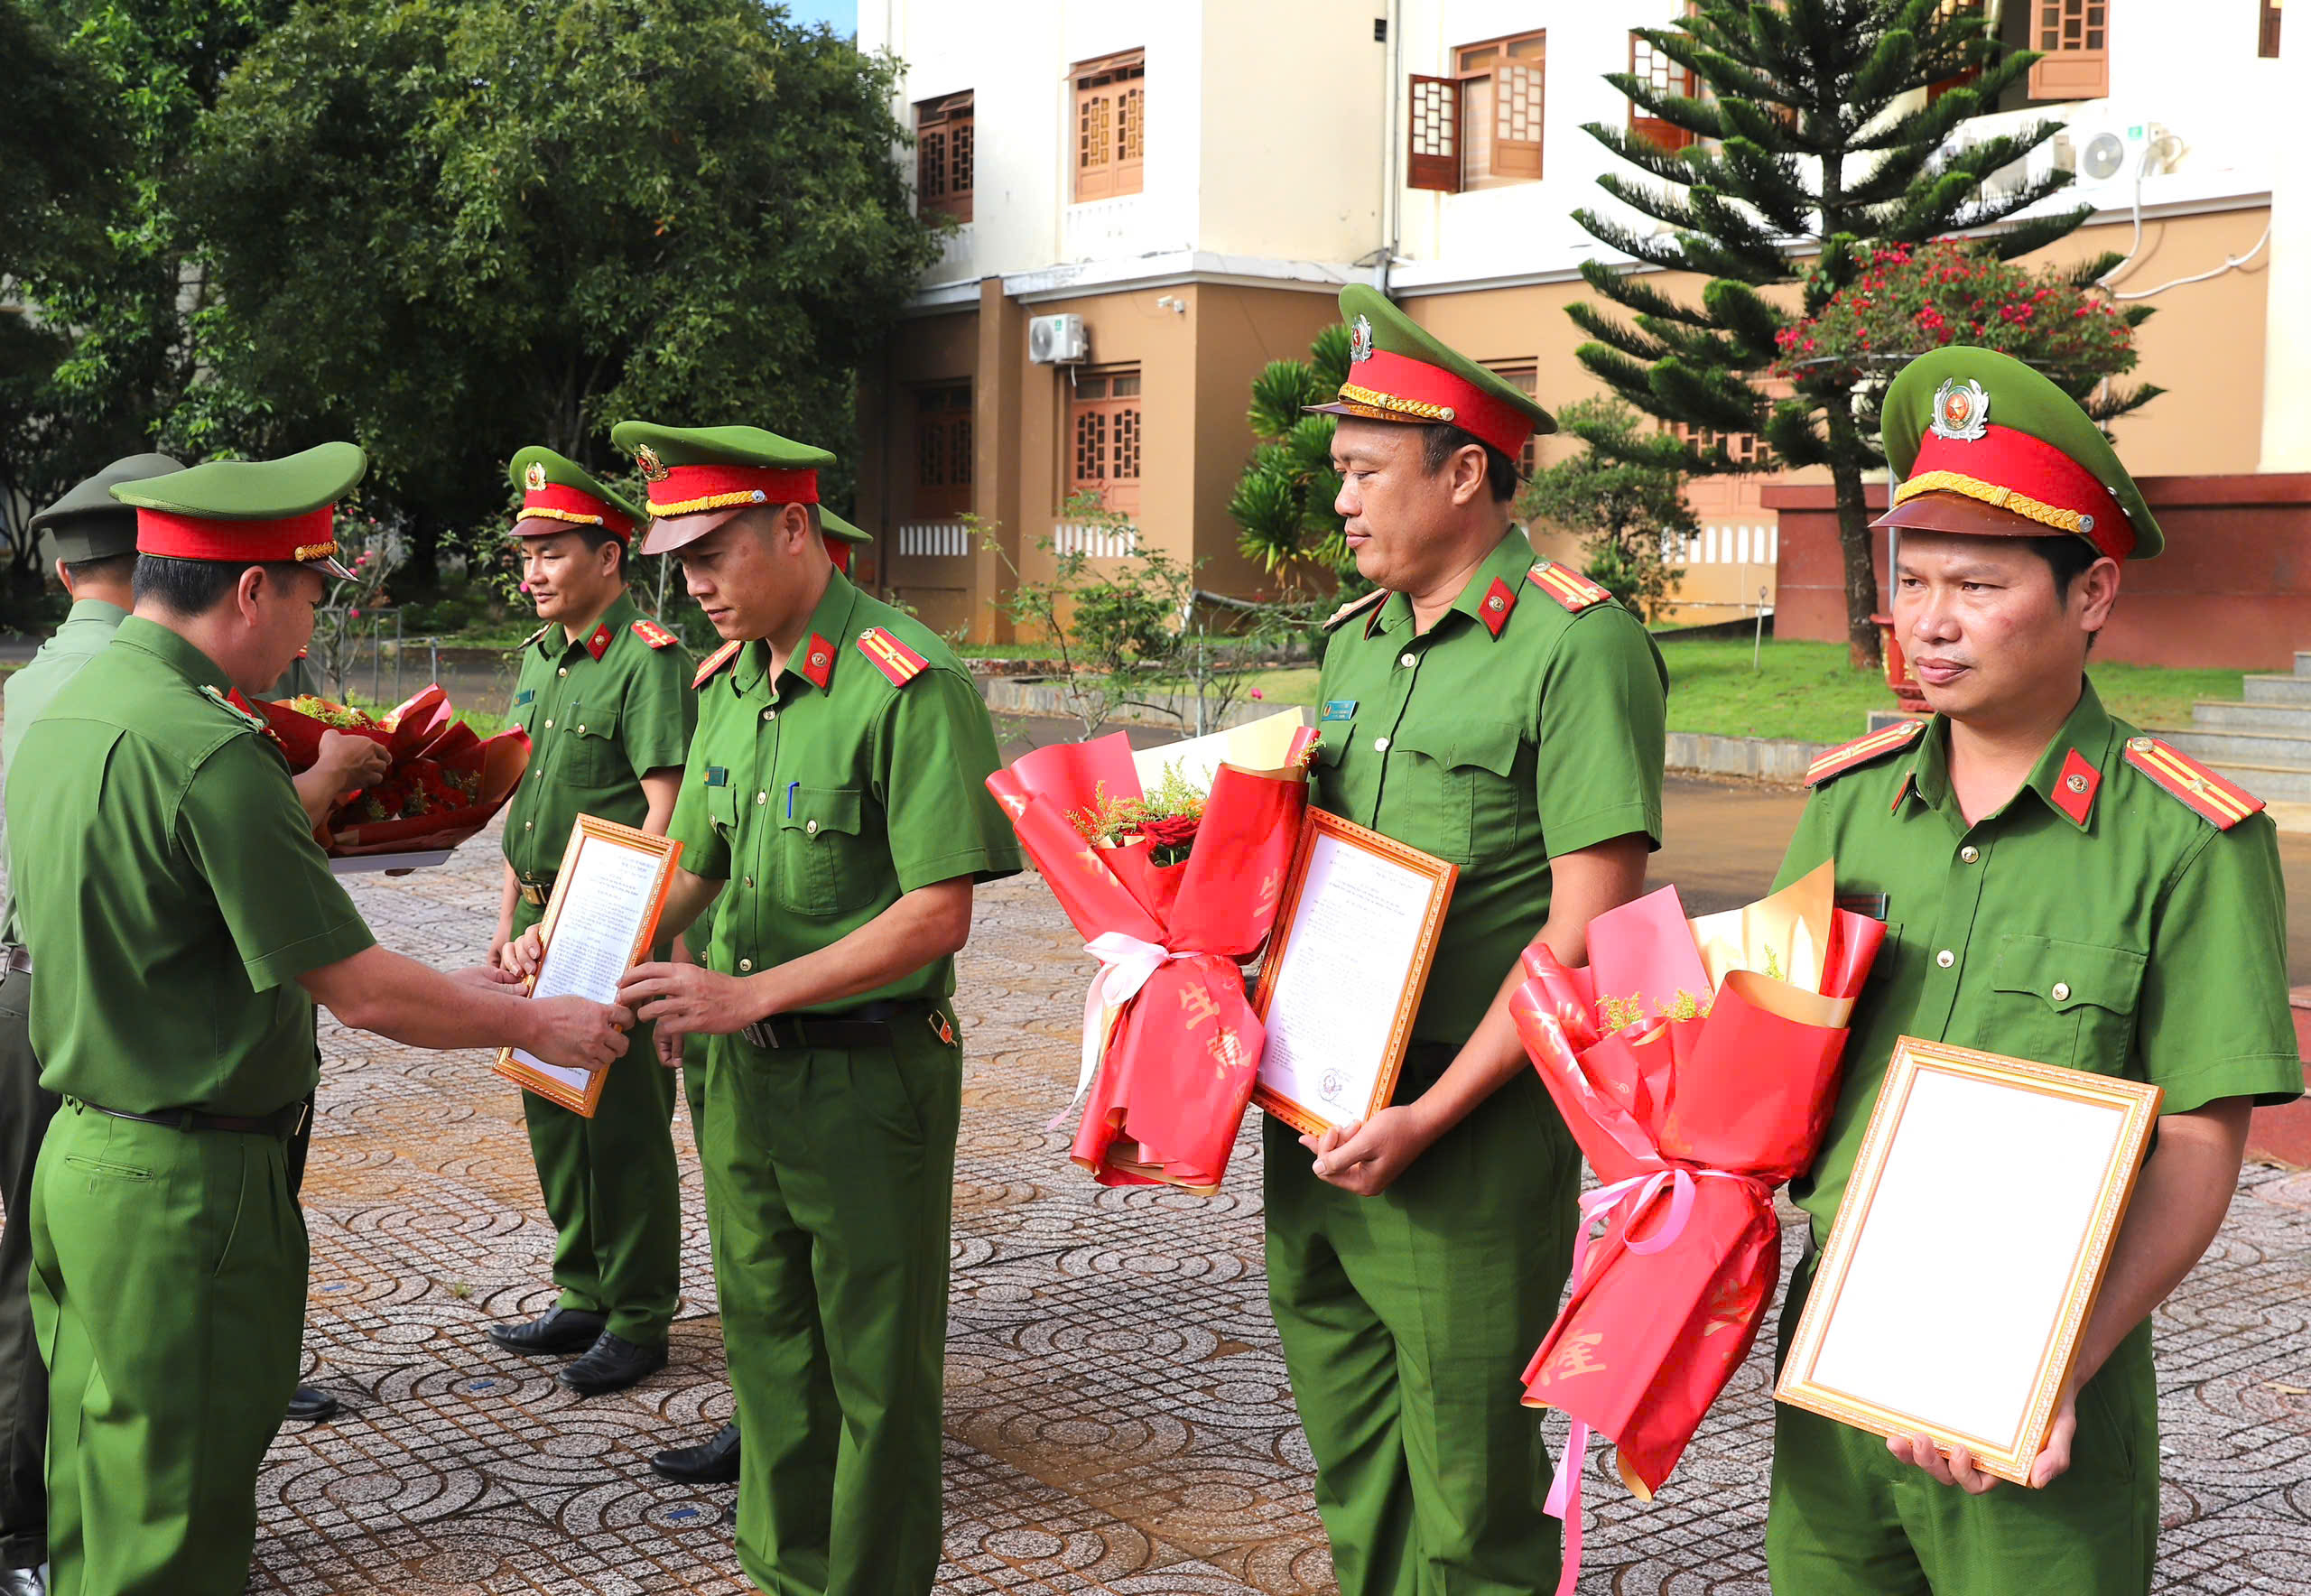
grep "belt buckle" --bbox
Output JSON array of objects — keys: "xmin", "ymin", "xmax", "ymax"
[
  {"xmin": 742, "ymin": 1020, "xmax": 777, "ymax": 1050},
  {"xmin": 520, "ymin": 882, "xmax": 551, "ymax": 908}
]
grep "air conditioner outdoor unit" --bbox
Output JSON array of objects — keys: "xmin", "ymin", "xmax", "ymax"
[
  {"xmin": 2052, "ymin": 115, "xmax": 2179, "ymax": 189},
  {"xmin": 1028, "ymin": 313, "xmax": 1088, "ymax": 365}
]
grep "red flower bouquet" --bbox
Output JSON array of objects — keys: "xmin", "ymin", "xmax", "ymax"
[
  {"xmin": 255, "ymin": 684, "xmax": 530, "ymax": 858},
  {"xmin": 1508, "ymin": 862, "xmax": 1885, "ymax": 1592},
  {"xmin": 987, "ymin": 720, "xmax": 1316, "ymax": 1193}
]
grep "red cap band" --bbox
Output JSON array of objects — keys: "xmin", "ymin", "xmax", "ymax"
[
  {"xmin": 1337, "ymin": 349, "xmax": 1534, "ymax": 461},
  {"xmin": 135, "ymin": 506, "xmax": 339, "ymax": 563},
  {"xmin": 1903, "ymin": 424, "xmax": 2134, "ymax": 561},
  {"xmin": 517, "ymin": 483, "xmax": 636, "ymax": 539},
  {"xmin": 646, "ymin": 463, "xmax": 820, "ymax": 518}
]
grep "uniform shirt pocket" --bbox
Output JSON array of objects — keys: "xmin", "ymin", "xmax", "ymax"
[
  {"xmin": 774, "ymin": 786, "xmax": 870, "ymax": 916},
  {"xmin": 562, "ymin": 704, "xmax": 626, "ymax": 784},
  {"xmin": 1383, "ymin": 719, "xmax": 1524, "ymax": 865},
  {"xmin": 706, "ymin": 779, "xmax": 740, "ymax": 840},
  {"xmin": 1988, "ymin": 933, "xmax": 2146, "ymax": 1074}
]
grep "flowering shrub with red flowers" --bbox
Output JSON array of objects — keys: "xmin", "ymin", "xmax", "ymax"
[{"xmin": 1772, "ymin": 239, "xmax": 2145, "ymax": 390}]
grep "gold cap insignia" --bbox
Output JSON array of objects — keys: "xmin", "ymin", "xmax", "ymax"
[
  {"xmin": 523, "ymin": 460, "xmax": 548, "ymax": 492},
  {"xmin": 633, "ymin": 443, "xmax": 668, "ymax": 482},
  {"xmin": 1349, "ymin": 314, "xmax": 1374, "ymax": 365},
  {"xmin": 1929, "ymin": 377, "xmax": 1991, "ymax": 442}
]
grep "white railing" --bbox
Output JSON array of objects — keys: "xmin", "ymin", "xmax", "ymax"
[
  {"xmin": 1053, "ymin": 520, "xmax": 1139, "ymax": 558},
  {"xmin": 1675, "ymin": 524, "xmax": 1778, "ymax": 566},
  {"xmin": 895, "ymin": 521, "xmax": 972, "ymax": 558}
]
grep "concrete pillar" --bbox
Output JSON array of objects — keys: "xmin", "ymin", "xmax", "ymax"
[
  {"xmin": 2259, "ymin": 34, "xmax": 2311, "ymax": 469},
  {"xmin": 973, "ymin": 276, "xmax": 1025, "ymax": 645}
]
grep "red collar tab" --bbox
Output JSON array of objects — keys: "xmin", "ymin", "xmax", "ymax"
[
  {"xmin": 646, "ymin": 462, "xmax": 820, "ymax": 519},
  {"xmin": 2049, "ymin": 747, "xmax": 2102, "ymax": 827},
  {"xmin": 136, "ymin": 505, "xmax": 339, "ymax": 564},
  {"xmin": 630, "ymin": 617, "xmax": 676, "ymax": 650},
  {"xmin": 518, "ymin": 482, "xmax": 635, "ymax": 539},
  {"xmin": 858, "ymin": 626, "xmax": 928, "ymax": 688},
  {"xmin": 2122, "ymin": 735, "xmax": 2266, "ymax": 830},
  {"xmin": 692, "ymin": 639, "xmax": 742, "ymax": 689},
  {"xmin": 1336, "ymin": 348, "xmax": 1534, "ymax": 461},
  {"xmin": 585, "ymin": 623, "xmax": 613, "ymax": 662},
  {"xmin": 1526, "ymin": 560, "xmax": 1612, "ymax": 613},
  {"xmin": 797, "ymin": 633, "xmax": 836, "ymax": 690},
  {"xmin": 1903, "ymin": 423, "xmax": 2135, "ymax": 561},
  {"xmin": 1805, "ymin": 718, "xmax": 1926, "ymax": 788},
  {"xmin": 1478, "ymin": 576, "xmax": 1517, "ymax": 637},
  {"xmin": 827, "ymin": 535, "xmax": 852, "ymax": 575}
]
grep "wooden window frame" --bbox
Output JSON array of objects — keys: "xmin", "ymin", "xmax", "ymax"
[
  {"xmin": 1629, "ymin": 32, "xmax": 1698, "ymax": 153},
  {"xmin": 1066, "ymin": 366, "xmax": 1142, "ymax": 515},
  {"xmin": 1672, "ymin": 420, "xmax": 1774, "ymax": 469},
  {"xmin": 1073, "ymin": 50, "xmax": 1146, "ymax": 203},
  {"xmin": 1926, "ymin": 0, "xmax": 1985, "ymax": 102},
  {"xmin": 2261, "ymin": 0, "xmax": 2282, "ymax": 59},
  {"xmin": 1452, "ymin": 31, "xmax": 1545, "ymax": 187},
  {"xmin": 912, "ymin": 381, "xmax": 973, "ymax": 521},
  {"xmin": 914, "ymin": 91, "xmax": 974, "ymax": 223},
  {"xmin": 1407, "ymin": 75, "xmax": 1462, "ymax": 192},
  {"xmin": 2028, "ymin": 0, "xmax": 2110, "ymax": 100},
  {"xmin": 1485, "ymin": 362, "xmax": 1542, "ymax": 478}
]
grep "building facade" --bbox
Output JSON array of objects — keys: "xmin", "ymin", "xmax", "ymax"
[{"xmin": 858, "ymin": 0, "xmax": 2290, "ymax": 640}]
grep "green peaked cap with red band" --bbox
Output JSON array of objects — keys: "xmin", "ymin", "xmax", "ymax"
[
  {"xmin": 110, "ymin": 441, "xmax": 365, "ymax": 579},
  {"xmin": 1878, "ymin": 345, "xmax": 2163, "ymax": 561},
  {"xmin": 506, "ymin": 446, "xmax": 644, "ymax": 542},
  {"xmin": 610, "ymin": 421, "xmax": 838, "ymax": 555},
  {"xmin": 1305, "ymin": 283, "xmax": 1555, "ymax": 463}
]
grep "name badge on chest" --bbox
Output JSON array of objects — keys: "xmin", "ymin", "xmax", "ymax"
[
  {"xmin": 514, "ymin": 689, "xmax": 534, "ymax": 708},
  {"xmin": 1321, "ymin": 700, "xmax": 1358, "ymax": 723}
]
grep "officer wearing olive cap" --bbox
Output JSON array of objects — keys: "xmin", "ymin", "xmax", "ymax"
[
  {"xmin": 1269, "ymin": 283, "xmax": 1667, "ymax": 1596},
  {"xmin": 584, "ymin": 422, "xmax": 1017, "ymax": 1595},
  {"xmin": 1766, "ymin": 348, "xmax": 2299, "ymax": 1592},
  {"xmin": 6, "ymin": 443, "xmax": 631, "ymax": 1596},
  {"xmin": 484, "ymin": 447, "xmax": 695, "ymax": 1398}
]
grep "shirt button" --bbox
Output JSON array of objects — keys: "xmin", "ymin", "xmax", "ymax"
[
  {"xmin": 2051, "ymin": 981, "xmax": 2071, "ymax": 1002},
  {"xmin": 575, "ymin": 724, "xmax": 585, "ymax": 734},
  {"xmin": 762, "ymin": 709, "xmax": 776, "ymax": 722},
  {"xmin": 1959, "ymin": 845, "xmax": 1980, "ymax": 863},
  {"xmin": 1935, "ymin": 949, "xmax": 1954, "ymax": 969},
  {"xmin": 1398, "ymin": 652, "xmax": 1416, "ymax": 669},
  {"xmin": 805, "ymin": 819, "xmax": 819, "ymax": 835},
  {"xmin": 756, "ymin": 791, "xmax": 768, "ymax": 805},
  {"xmin": 743, "ymin": 876, "xmax": 754, "ymax": 888},
  {"xmin": 738, "ymin": 958, "xmax": 754, "ymax": 973},
  {"xmin": 557, "ymin": 667, "xmax": 567, "ymax": 678},
  {"xmin": 543, "ymin": 719, "xmax": 553, "ymax": 729},
  {"xmin": 1374, "ymin": 737, "xmax": 1390, "ymax": 752},
  {"xmin": 523, "ymin": 821, "xmax": 533, "ymax": 831}
]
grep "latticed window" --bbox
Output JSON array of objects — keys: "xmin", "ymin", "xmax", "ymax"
[
  {"xmin": 1073, "ymin": 51, "xmax": 1146, "ymax": 202},
  {"xmin": 1067, "ymin": 368, "xmax": 1141, "ymax": 515},
  {"xmin": 915, "ymin": 92, "xmax": 973, "ymax": 222},
  {"xmin": 1407, "ymin": 76, "xmax": 1462, "ymax": 192},
  {"xmin": 913, "ymin": 382, "xmax": 972, "ymax": 519},
  {"xmin": 1673, "ymin": 422, "xmax": 1774, "ymax": 469},
  {"xmin": 1485, "ymin": 362, "xmax": 1542, "ymax": 478},
  {"xmin": 1629, "ymin": 32, "xmax": 1697, "ymax": 153},
  {"xmin": 1926, "ymin": 0, "xmax": 1985, "ymax": 102},
  {"xmin": 2028, "ymin": 0, "xmax": 2109, "ymax": 99},
  {"xmin": 1415, "ymin": 32, "xmax": 1544, "ymax": 191}
]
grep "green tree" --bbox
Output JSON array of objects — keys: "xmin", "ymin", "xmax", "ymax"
[
  {"xmin": 177, "ymin": 0, "xmax": 941, "ymax": 581},
  {"xmin": 1570, "ymin": 0, "xmax": 2149, "ymax": 667},
  {"xmin": 1229, "ymin": 322, "xmax": 1354, "ymax": 580},
  {"xmin": 1517, "ymin": 398, "xmax": 1695, "ymax": 622}
]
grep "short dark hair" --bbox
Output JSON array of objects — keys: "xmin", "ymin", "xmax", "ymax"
[
  {"xmin": 1416, "ymin": 422, "xmax": 1517, "ymax": 504},
  {"xmin": 570, "ymin": 524, "xmax": 626, "ymax": 575},
  {"xmin": 133, "ymin": 555, "xmax": 310, "ymax": 616},
  {"xmin": 60, "ymin": 552, "xmax": 136, "ymax": 586},
  {"xmin": 2018, "ymin": 534, "xmax": 2100, "ymax": 602}
]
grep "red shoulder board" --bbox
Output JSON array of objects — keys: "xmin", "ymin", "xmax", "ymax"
[
  {"xmin": 858, "ymin": 626, "xmax": 928, "ymax": 688},
  {"xmin": 1804, "ymin": 719, "xmax": 1926, "ymax": 788},
  {"xmin": 1527, "ymin": 560, "xmax": 1613, "ymax": 613},
  {"xmin": 631, "ymin": 617, "xmax": 677, "ymax": 650},
  {"xmin": 692, "ymin": 640, "xmax": 742, "ymax": 689},
  {"xmin": 2122, "ymin": 736, "xmax": 2265, "ymax": 830},
  {"xmin": 1323, "ymin": 589, "xmax": 1387, "ymax": 632}
]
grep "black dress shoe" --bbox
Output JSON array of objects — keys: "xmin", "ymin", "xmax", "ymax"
[
  {"xmin": 557, "ymin": 1331, "xmax": 668, "ymax": 1396},
  {"xmin": 487, "ymin": 1306, "xmax": 608, "ymax": 1356},
  {"xmin": 0, "ymin": 1564, "xmax": 43, "ymax": 1595},
  {"xmin": 283, "ymin": 1385, "xmax": 340, "ymax": 1423},
  {"xmin": 650, "ymin": 1420, "xmax": 741, "ymax": 1483}
]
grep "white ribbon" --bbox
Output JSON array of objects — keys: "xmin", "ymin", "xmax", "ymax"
[{"xmin": 1051, "ymin": 932, "xmax": 1192, "ymax": 1132}]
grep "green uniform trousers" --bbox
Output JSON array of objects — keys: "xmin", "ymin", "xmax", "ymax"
[
  {"xmin": 31, "ymin": 1102, "xmax": 306, "ymax": 1596},
  {"xmin": 514, "ymin": 903, "xmax": 682, "ymax": 1344},
  {"xmin": 1768, "ymin": 1258, "xmax": 2159, "ymax": 1593},
  {"xmin": 0, "ymin": 969, "xmax": 58, "ymax": 1570},
  {"xmin": 701, "ymin": 1007, "xmax": 961, "ymax": 1596},
  {"xmin": 1263, "ymin": 1059, "xmax": 1579, "ymax": 1596}
]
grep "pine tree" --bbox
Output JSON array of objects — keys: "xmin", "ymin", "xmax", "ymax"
[
  {"xmin": 1230, "ymin": 323, "xmax": 1353, "ymax": 580},
  {"xmin": 1572, "ymin": 0, "xmax": 2155, "ymax": 668}
]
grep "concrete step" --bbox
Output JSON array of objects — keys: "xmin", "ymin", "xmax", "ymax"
[
  {"xmin": 2297, "ymin": 651, "xmax": 2311, "ymax": 679},
  {"xmin": 2244, "ymin": 673, "xmax": 2311, "ymax": 706},
  {"xmin": 2192, "ymin": 700, "xmax": 2311, "ymax": 735},
  {"xmin": 2153, "ymin": 728, "xmax": 2311, "ymax": 770}
]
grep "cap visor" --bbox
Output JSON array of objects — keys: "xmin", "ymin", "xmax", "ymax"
[
  {"xmin": 1870, "ymin": 490, "xmax": 2061, "ymax": 541},
  {"xmin": 639, "ymin": 506, "xmax": 749, "ymax": 556},
  {"xmin": 305, "ymin": 553, "xmax": 356, "ymax": 581}
]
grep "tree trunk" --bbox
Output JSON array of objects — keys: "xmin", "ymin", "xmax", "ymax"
[{"xmin": 1824, "ymin": 416, "xmax": 1883, "ymax": 672}]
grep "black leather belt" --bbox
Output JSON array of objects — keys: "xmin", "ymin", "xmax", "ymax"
[
  {"xmin": 2, "ymin": 946, "xmax": 28, "ymax": 977},
  {"xmin": 71, "ymin": 1097, "xmax": 308, "ymax": 1139},
  {"xmin": 740, "ymin": 1000, "xmax": 947, "ymax": 1052},
  {"xmin": 518, "ymin": 876, "xmax": 553, "ymax": 908}
]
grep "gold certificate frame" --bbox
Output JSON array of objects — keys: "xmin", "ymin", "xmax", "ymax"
[
  {"xmin": 492, "ymin": 814, "xmax": 682, "ymax": 1118},
  {"xmin": 1776, "ymin": 1037, "xmax": 2163, "ymax": 1484},
  {"xmin": 1249, "ymin": 809, "xmax": 1457, "ymax": 1138}
]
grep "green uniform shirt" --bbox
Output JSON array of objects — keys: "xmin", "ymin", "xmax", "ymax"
[
  {"xmin": 502, "ymin": 590, "xmax": 696, "ymax": 880},
  {"xmin": 1777, "ymin": 680, "xmax": 2302, "ymax": 1247},
  {"xmin": 5, "ymin": 618, "xmax": 376, "ymax": 1115},
  {"xmin": 1, "ymin": 597, "xmax": 129, "ymax": 946},
  {"xmin": 668, "ymin": 570, "xmax": 1021, "ymax": 1012},
  {"xmin": 1311, "ymin": 531, "xmax": 1668, "ymax": 1042}
]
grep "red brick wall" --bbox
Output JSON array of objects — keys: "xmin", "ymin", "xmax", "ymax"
[{"xmin": 1766, "ymin": 475, "xmax": 2311, "ymax": 669}]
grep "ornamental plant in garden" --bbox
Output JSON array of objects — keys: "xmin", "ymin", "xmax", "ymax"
[{"xmin": 1770, "ymin": 240, "xmax": 2153, "ymax": 401}]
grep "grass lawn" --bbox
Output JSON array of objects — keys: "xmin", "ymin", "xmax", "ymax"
[{"xmin": 1236, "ymin": 638, "xmax": 2246, "ymax": 746}]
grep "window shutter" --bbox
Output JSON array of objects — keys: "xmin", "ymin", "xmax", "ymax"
[
  {"xmin": 919, "ymin": 126, "xmax": 948, "ymax": 204},
  {"xmin": 1492, "ymin": 58, "xmax": 1545, "ymax": 180},
  {"xmin": 1076, "ymin": 82, "xmax": 1115, "ymax": 200},
  {"xmin": 1629, "ymin": 33, "xmax": 1696, "ymax": 153},
  {"xmin": 1408, "ymin": 75, "xmax": 1462, "ymax": 191},
  {"xmin": 2261, "ymin": 0, "xmax": 2282, "ymax": 58},
  {"xmin": 2028, "ymin": 0, "xmax": 2110, "ymax": 99}
]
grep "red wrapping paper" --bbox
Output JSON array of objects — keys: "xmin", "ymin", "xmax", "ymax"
[
  {"xmin": 256, "ymin": 684, "xmax": 532, "ymax": 857},
  {"xmin": 987, "ymin": 729, "xmax": 1313, "ymax": 1192},
  {"xmin": 1508, "ymin": 874, "xmax": 1884, "ymax": 1591}
]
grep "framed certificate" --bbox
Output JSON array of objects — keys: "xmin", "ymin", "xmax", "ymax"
[
  {"xmin": 1776, "ymin": 1038, "xmax": 2163, "ymax": 1484},
  {"xmin": 492, "ymin": 814, "xmax": 682, "ymax": 1118},
  {"xmin": 1249, "ymin": 809, "xmax": 1456, "ymax": 1137}
]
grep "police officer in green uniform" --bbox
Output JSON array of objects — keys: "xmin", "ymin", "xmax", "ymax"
[
  {"xmin": 602, "ymin": 423, "xmax": 1019, "ymax": 1594},
  {"xmin": 1765, "ymin": 348, "xmax": 2302, "ymax": 1592},
  {"xmin": 5, "ymin": 443, "xmax": 631, "ymax": 1596},
  {"xmin": 1270, "ymin": 285, "xmax": 1668, "ymax": 1596},
  {"xmin": 484, "ymin": 448, "xmax": 696, "ymax": 1396}
]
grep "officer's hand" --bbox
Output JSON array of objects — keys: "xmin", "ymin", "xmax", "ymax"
[
  {"xmin": 2028, "ymin": 1388, "xmax": 2079, "ymax": 1488},
  {"xmin": 314, "ymin": 728, "xmax": 391, "ymax": 791},
  {"xmin": 452, "ymin": 962, "xmax": 524, "ymax": 990},
  {"xmin": 655, "ymin": 1027, "xmax": 684, "ymax": 1070},
  {"xmin": 526, "ymin": 997, "xmax": 634, "ymax": 1073},
  {"xmin": 499, "ymin": 927, "xmax": 545, "ymax": 980},
  {"xmin": 1300, "ymin": 1105, "xmax": 1437, "ymax": 1197},
  {"xmin": 1888, "ymin": 1431, "xmax": 2002, "ymax": 1495},
  {"xmin": 617, "ymin": 960, "xmax": 756, "ymax": 1037}
]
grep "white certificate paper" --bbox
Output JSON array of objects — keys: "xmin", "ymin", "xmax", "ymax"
[{"xmin": 508, "ymin": 836, "xmax": 663, "ymax": 1096}]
